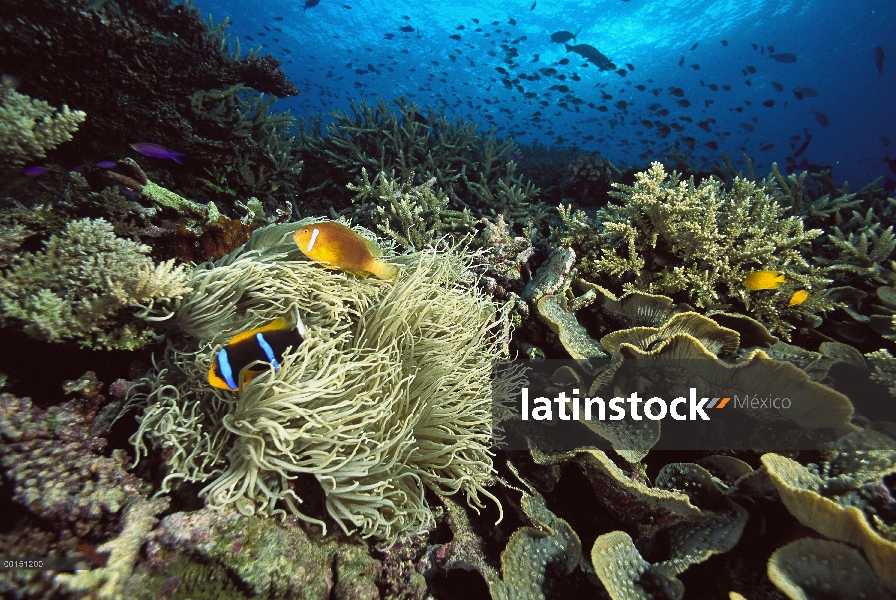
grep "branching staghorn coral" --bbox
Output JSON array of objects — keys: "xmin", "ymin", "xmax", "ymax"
[
  {"xmin": 296, "ymin": 97, "xmax": 483, "ymax": 190},
  {"xmin": 131, "ymin": 221, "xmax": 511, "ymax": 547},
  {"xmin": 867, "ymin": 349, "xmax": 896, "ymax": 395},
  {"xmin": 348, "ymin": 167, "xmax": 476, "ymax": 251},
  {"xmin": 0, "ymin": 83, "xmax": 85, "ymax": 169},
  {"xmin": 191, "ymin": 83, "xmax": 303, "ymax": 199},
  {"xmin": 817, "ymin": 223, "xmax": 896, "ymax": 285},
  {"xmin": 767, "ymin": 162, "xmax": 865, "ymax": 223},
  {"xmin": 555, "ymin": 162, "xmax": 829, "ymax": 336},
  {"xmin": 0, "ymin": 218, "xmax": 191, "ymax": 350},
  {"xmin": 295, "ymin": 96, "xmax": 542, "ymax": 225}
]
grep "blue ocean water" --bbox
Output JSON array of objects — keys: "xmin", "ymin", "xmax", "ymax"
[{"xmin": 203, "ymin": 0, "xmax": 893, "ymax": 186}]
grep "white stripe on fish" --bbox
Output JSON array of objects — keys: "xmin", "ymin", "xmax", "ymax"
[{"xmin": 307, "ymin": 227, "xmax": 320, "ymax": 253}]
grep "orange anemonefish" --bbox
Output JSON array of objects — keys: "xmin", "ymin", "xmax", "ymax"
[
  {"xmin": 208, "ymin": 309, "xmax": 306, "ymax": 391},
  {"xmin": 292, "ymin": 221, "xmax": 399, "ymax": 280}
]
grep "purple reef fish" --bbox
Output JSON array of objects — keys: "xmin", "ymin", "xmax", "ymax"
[
  {"xmin": 95, "ymin": 161, "xmax": 117, "ymax": 168},
  {"xmin": 22, "ymin": 166, "xmax": 54, "ymax": 176},
  {"xmin": 130, "ymin": 142, "xmax": 185, "ymax": 164},
  {"xmin": 509, "ymin": 150, "xmax": 519, "ymax": 161}
]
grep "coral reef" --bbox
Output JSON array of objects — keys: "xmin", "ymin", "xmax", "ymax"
[
  {"xmin": 3, "ymin": 3, "xmax": 896, "ymax": 596},
  {"xmin": 295, "ymin": 97, "xmax": 543, "ymax": 226},
  {"xmin": 0, "ymin": 218, "xmax": 191, "ymax": 350},
  {"xmin": 762, "ymin": 429, "xmax": 896, "ymax": 593},
  {"xmin": 1, "ymin": 0, "xmax": 301, "ymax": 207},
  {"xmin": 554, "ymin": 162, "xmax": 829, "ymax": 336},
  {"xmin": 348, "ymin": 168, "xmax": 476, "ymax": 251},
  {"xmin": 561, "ymin": 151, "xmax": 622, "ymax": 206},
  {"xmin": 131, "ymin": 221, "xmax": 512, "ymax": 548},
  {"xmin": 0, "ymin": 82, "xmax": 86, "ymax": 168}
]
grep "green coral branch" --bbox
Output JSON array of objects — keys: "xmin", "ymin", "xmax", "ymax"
[
  {"xmin": 348, "ymin": 167, "xmax": 476, "ymax": 251},
  {"xmin": 818, "ymin": 225, "xmax": 896, "ymax": 284},
  {"xmin": 190, "ymin": 84, "xmax": 302, "ymax": 198},
  {"xmin": 0, "ymin": 84, "xmax": 86, "ymax": 168},
  {"xmin": 295, "ymin": 96, "xmax": 544, "ymax": 228},
  {"xmin": 555, "ymin": 162, "xmax": 828, "ymax": 336},
  {"xmin": 0, "ymin": 218, "xmax": 192, "ymax": 350}
]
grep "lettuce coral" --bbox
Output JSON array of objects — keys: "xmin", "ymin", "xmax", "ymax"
[
  {"xmin": 131, "ymin": 221, "xmax": 511, "ymax": 548},
  {"xmin": 767, "ymin": 538, "xmax": 895, "ymax": 600},
  {"xmin": 762, "ymin": 429, "xmax": 896, "ymax": 593},
  {"xmin": 0, "ymin": 218, "xmax": 191, "ymax": 350}
]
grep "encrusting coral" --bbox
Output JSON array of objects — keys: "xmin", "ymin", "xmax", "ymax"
[
  {"xmin": 104, "ymin": 158, "xmax": 219, "ymax": 225},
  {"xmin": 0, "ymin": 218, "xmax": 192, "ymax": 350},
  {"xmin": 131, "ymin": 220, "xmax": 513, "ymax": 548},
  {"xmin": 0, "ymin": 82, "xmax": 85, "ymax": 168}
]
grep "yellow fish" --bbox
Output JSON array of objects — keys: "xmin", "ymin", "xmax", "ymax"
[
  {"xmin": 742, "ymin": 270, "xmax": 785, "ymax": 290},
  {"xmin": 788, "ymin": 289, "xmax": 809, "ymax": 306},
  {"xmin": 293, "ymin": 221, "xmax": 399, "ymax": 280}
]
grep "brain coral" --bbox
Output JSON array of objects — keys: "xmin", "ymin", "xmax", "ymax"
[{"xmin": 131, "ymin": 221, "xmax": 510, "ymax": 547}]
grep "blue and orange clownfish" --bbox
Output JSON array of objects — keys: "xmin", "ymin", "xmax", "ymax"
[{"xmin": 208, "ymin": 308, "xmax": 306, "ymax": 391}]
